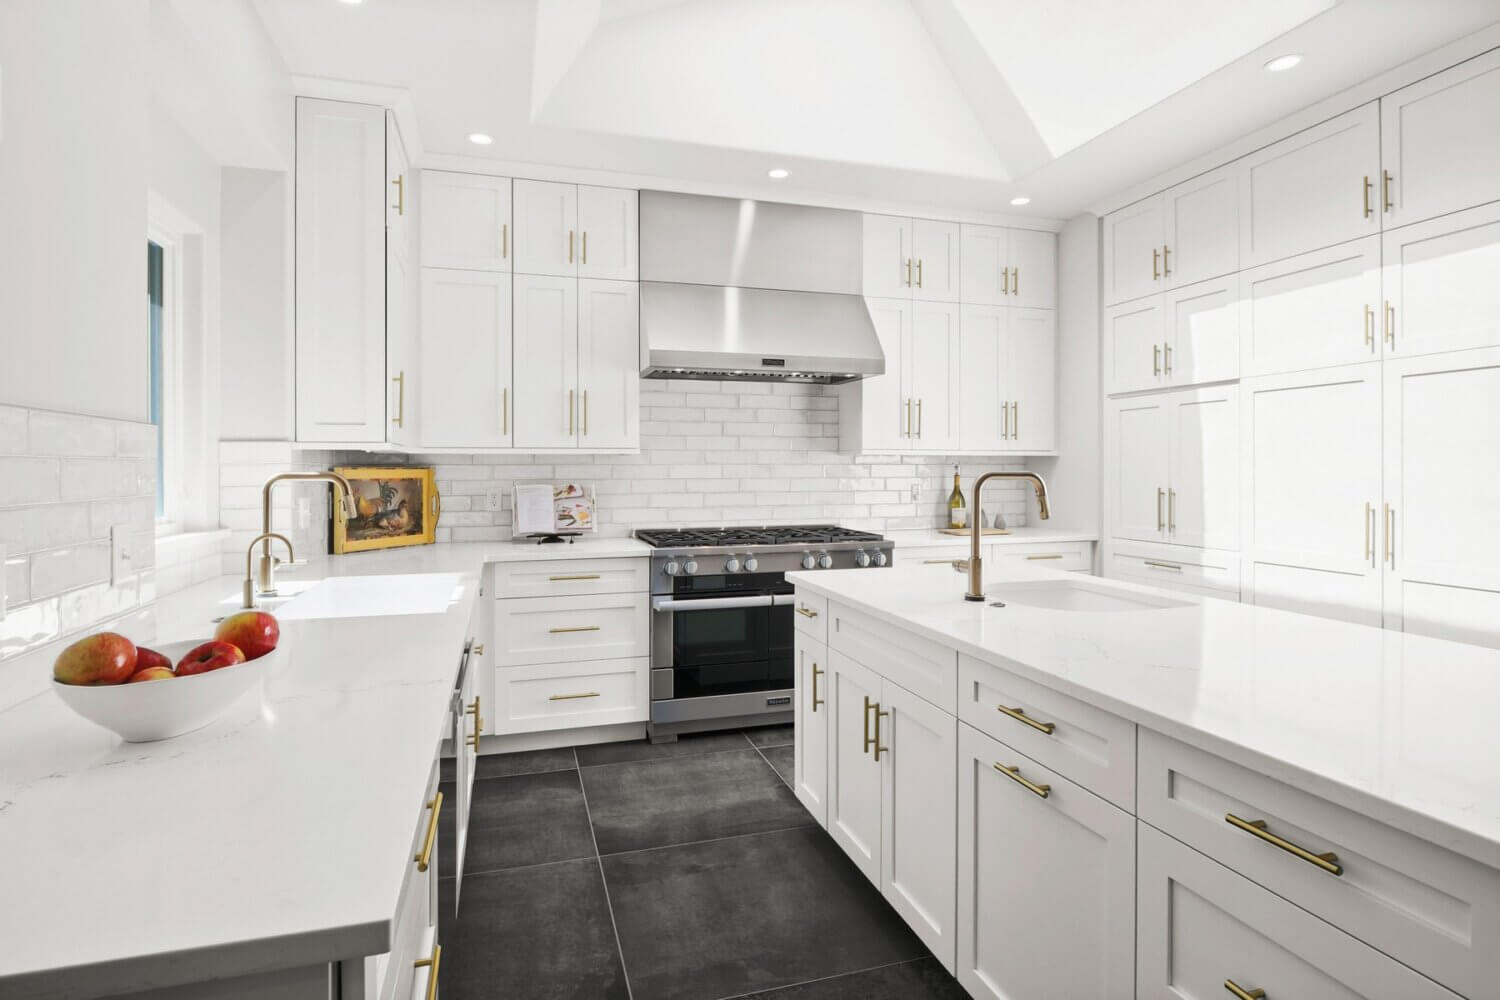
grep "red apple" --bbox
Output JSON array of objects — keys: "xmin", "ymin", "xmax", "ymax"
[
  {"xmin": 128, "ymin": 665, "xmax": 176, "ymax": 683},
  {"xmin": 54, "ymin": 632, "xmax": 138, "ymax": 686},
  {"xmin": 135, "ymin": 646, "xmax": 173, "ymax": 672},
  {"xmin": 213, "ymin": 611, "xmax": 280, "ymax": 661},
  {"xmin": 176, "ymin": 640, "xmax": 246, "ymax": 676}
]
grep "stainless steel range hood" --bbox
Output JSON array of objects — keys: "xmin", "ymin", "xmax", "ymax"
[{"xmin": 638, "ymin": 191, "xmax": 883, "ymax": 384}]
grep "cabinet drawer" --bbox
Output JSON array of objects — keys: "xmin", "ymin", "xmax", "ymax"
[
  {"xmin": 494, "ymin": 592, "xmax": 648, "ymax": 666},
  {"xmin": 958, "ymin": 654, "xmax": 1135, "ymax": 810},
  {"xmin": 491, "ymin": 558, "xmax": 648, "ymax": 599},
  {"xmin": 1139, "ymin": 730, "xmax": 1500, "ymax": 999},
  {"xmin": 1105, "ymin": 545, "xmax": 1239, "ymax": 597},
  {"xmin": 987, "ymin": 541, "xmax": 1092, "ymax": 573},
  {"xmin": 895, "ymin": 545, "xmax": 969, "ymax": 567},
  {"xmin": 1138, "ymin": 823, "xmax": 1459, "ymax": 1000},
  {"xmin": 494, "ymin": 657, "xmax": 648, "ymax": 734},
  {"xmin": 379, "ymin": 759, "xmax": 441, "ymax": 1000},
  {"xmin": 792, "ymin": 588, "xmax": 827, "ymax": 641},
  {"xmin": 830, "ymin": 601, "xmax": 957, "ymax": 714}
]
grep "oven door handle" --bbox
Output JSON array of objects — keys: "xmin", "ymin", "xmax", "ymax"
[
  {"xmin": 769, "ymin": 594, "xmax": 797, "ymax": 606},
  {"xmin": 651, "ymin": 595, "xmax": 775, "ymax": 612}
]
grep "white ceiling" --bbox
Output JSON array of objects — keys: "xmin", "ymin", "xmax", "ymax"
[{"xmin": 251, "ymin": 0, "xmax": 1500, "ymax": 217}]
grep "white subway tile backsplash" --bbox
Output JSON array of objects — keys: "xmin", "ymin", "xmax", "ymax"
[
  {"xmin": 59, "ymin": 458, "xmax": 142, "ymax": 501},
  {"xmin": 0, "ymin": 406, "xmax": 27, "ymax": 455},
  {"xmin": 28, "ymin": 411, "xmax": 117, "ymax": 457},
  {"xmin": 0, "ymin": 457, "xmax": 62, "ymax": 506}
]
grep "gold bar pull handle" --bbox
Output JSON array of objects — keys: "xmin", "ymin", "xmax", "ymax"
[
  {"xmin": 1383, "ymin": 169, "xmax": 1394, "ymax": 213},
  {"xmin": 873, "ymin": 703, "xmax": 889, "ymax": 761},
  {"xmin": 1012, "ymin": 401, "xmax": 1019, "ymax": 439},
  {"xmin": 581, "ymin": 231, "xmax": 588, "ymax": 266},
  {"xmin": 1364, "ymin": 502, "xmax": 1374, "ymax": 564},
  {"xmin": 1002, "ymin": 399, "xmax": 1010, "ymax": 440},
  {"xmin": 1224, "ymin": 981, "xmax": 1266, "ymax": 1000},
  {"xmin": 995, "ymin": 762, "xmax": 1050, "ymax": 798},
  {"xmin": 1364, "ymin": 305, "xmax": 1374, "ymax": 348},
  {"xmin": 1225, "ymin": 812, "xmax": 1342, "ymax": 876},
  {"xmin": 1144, "ymin": 560, "xmax": 1183, "ymax": 572},
  {"xmin": 569, "ymin": 388, "xmax": 575, "ymax": 435},
  {"xmin": 1163, "ymin": 342, "xmax": 1172, "ymax": 376},
  {"xmin": 1385, "ymin": 504, "xmax": 1395, "ymax": 568},
  {"xmin": 795, "ymin": 604, "xmax": 819, "ymax": 619},
  {"xmin": 1153, "ymin": 343, "xmax": 1161, "ymax": 376},
  {"xmin": 811, "ymin": 661, "xmax": 824, "ymax": 711},
  {"xmin": 1152, "ymin": 247, "xmax": 1160, "ymax": 280},
  {"xmin": 472, "ymin": 643, "xmax": 485, "ymax": 655},
  {"xmin": 904, "ymin": 257, "xmax": 912, "ymax": 288},
  {"xmin": 502, "ymin": 386, "xmax": 508, "ymax": 435},
  {"xmin": 1025, "ymin": 554, "xmax": 1063, "ymax": 561},
  {"xmin": 1012, "ymin": 267, "xmax": 1019, "ymax": 296},
  {"xmin": 466, "ymin": 696, "xmax": 482, "ymax": 748},
  {"xmin": 414, "ymin": 943, "xmax": 442, "ymax": 1000},
  {"xmin": 583, "ymin": 388, "xmax": 588, "ymax": 436},
  {"xmin": 863, "ymin": 696, "xmax": 875, "ymax": 755},
  {"xmin": 392, "ymin": 174, "xmax": 405, "ymax": 216},
  {"xmin": 501, "ymin": 222, "xmax": 508, "ymax": 259},
  {"xmin": 1385, "ymin": 301, "xmax": 1395, "ymax": 349},
  {"xmin": 549, "ymin": 573, "xmax": 602, "ymax": 582},
  {"xmin": 1157, "ymin": 488, "xmax": 1166, "ymax": 532},
  {"xmin": 568, "ymin": 229, "xmax": 575, "ymax": 264},
  {"xmin": 414, "ymin": 791, "xmax": 443, "ymax": 872},
  {"xmin": 391, "ymin": 371, "xmax": 405, "ymax": 428},
  {"xmin": 1162, "ymin": 243, "xmax": 1171, "ymax": 277},
  {"xmin": 549, "ymin": 691, "xmax": 601, "ymax": 701},
  {"xmin": 904, "ymin": 398, "xmax": 912, "ymax": 438},
  {"xmin": 1363, "ymin": 174, "xmax": 1373, "ymax": 218},
  {"xmin": 997, "ymin": 704, "xmax": 1056, "ymax": 734},
  {"xmin": 1168, "ymin": 488, "xmax": 1176, "ymax": 533},
  {"xmin": 916, "ymin": 259, "xmax": 923, "ymax": 288},
  {"xmin": 550, "ymin": 624, "xmax": 601, "ymax": 634},
  {"xmin": 1001, "ymin": 266, "xmax": 1009, "ymax": 295}
]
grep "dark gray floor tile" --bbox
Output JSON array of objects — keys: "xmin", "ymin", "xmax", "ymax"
[
  {"xmin": 442, "ymin": 746, "xmax": 579, "ymax": 783},
  {"xmin": 440, "ymin": 859, "xmax": 628, "ymax": 1000},
  {"xmin": 603, "ymin": 826, "xmax": 926, "ymax": 1000},
  {"xmin": 762, "ymin": 745, "xmax": 795, "ymax": 787},
  {"xmin": 739, "ymin": 958, "xmax": 967, "ymax": 999},
  {"xmin": 744, "ymin": 723, "xmax": 795, "ymax": 748},
  {"xmin": 575, "ymin": 730, "xmax": 751, "ymax": 766},
  {"xmin": 583, "ymin": 749, "xmax": 812, "ymax": 854},
  {"xmin": 460, "ymin": 769, "xmax": 595, "ymax": 875}
]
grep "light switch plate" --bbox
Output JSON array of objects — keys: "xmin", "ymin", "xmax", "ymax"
[{"xmin": 110, "ymin": 524, "xmax": 133, "ymax": 586}]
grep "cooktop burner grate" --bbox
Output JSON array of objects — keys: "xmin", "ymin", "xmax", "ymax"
[{"xmin": 635, "ymin": 525, "xmax": 885, "ymax": 549}]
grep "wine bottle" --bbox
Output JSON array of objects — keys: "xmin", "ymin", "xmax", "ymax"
[{"xmin": 948, "ymin": 466, "xmax": 967, "ymax": 529}]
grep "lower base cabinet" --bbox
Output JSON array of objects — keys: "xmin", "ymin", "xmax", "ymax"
[
  {"xmin": 793, "ymin": 629, "xmax": 829, "ymax": 826},
  {"xmin": 956, "ymin": 724, "xmax": 1135, "ymax": 1000}
]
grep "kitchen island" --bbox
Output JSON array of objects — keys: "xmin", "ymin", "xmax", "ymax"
[{"xmin": 787, "ymin": 563, "xmax": 1500, "ymax": 1000}]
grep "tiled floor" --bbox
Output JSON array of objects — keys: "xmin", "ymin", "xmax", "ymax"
[{"xmin": 437, "ymin": 724, "xmax": 967, "ymax": 1000}]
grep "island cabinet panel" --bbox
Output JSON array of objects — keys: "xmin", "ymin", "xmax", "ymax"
[
  {"xmin": 957, "ymin": 654, "xmax": 1135, "ymax": 811},
  {"xmin": 828, "ymin": 601, "xmax": 957, "ymax": 714},
  {"xmin": 1139, "ymin": 730, "xmax": 1500, "ymax": 1000},
  {"xmin": 1137, "ymin": 824, "xmax": 1462, "ymax": 1000},
  {"xmin": 827, "ymin": 650, "xmax": 884, "ymax": 885},
  {"xmin": 793, "ymin": 630, "xmax": 830, "ymax": 825},
  {"xmin": 957, "ymin": 724, "xmax": 1135, "ymax": 1000}
]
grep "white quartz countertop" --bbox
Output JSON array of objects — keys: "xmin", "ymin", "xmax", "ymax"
[
  {"xmin": 787, "ymin": 564, "xmax": 1500, "ymax": 871},
  {"xmin": 0, "ymin": 538, "xmax": 648, "ymax": 998},
  {"xmin": 882, "ymin": 527, "xmax": 1098, "ymax": 549}
]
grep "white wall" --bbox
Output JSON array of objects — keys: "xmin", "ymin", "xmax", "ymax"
[
  {"xmin": 220, "ymin": 168, "xmax": 294, "ymax": 441},
  {"xmin": 0, "ymin": 0, "xmax": 150, "ymax": 421}
]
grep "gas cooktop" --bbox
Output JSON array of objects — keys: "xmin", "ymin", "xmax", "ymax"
[{"xmin": 635, "ymin": 525, "xmax": 886, "ymax": 549}]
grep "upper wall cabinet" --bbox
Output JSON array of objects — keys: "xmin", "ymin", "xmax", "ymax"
[
  {"xmin": 959, "ymin": 305, "xmax": 1056, "ymax": 453},
  {"xmin": 295, "ymin": 98, "xmax": 389, "ymax": 444},
  {"xmin": 1239, "ymin": 235, "xmax": 1382, "ymax": 378},
  {"xmin": 1103, "ymin": 164, "xmax": 1237, "ymax": 305},
  {"xmin": 862, "ymin": 215, "xmax": 960, "ymax": 302},
  {"xmin": 1380, "ymin": 48, "xmax": 1500, "ymax": 229},
  {"xmin": 1237, "ymin": 102, "xmax": 1380, "ymax": 269},
  {"xmin": 1104, "ymin": 275, "xmax": 1239, "ymax": 395},
  {"xmin": 418, "ymin": 269, "xmax": 512, "ymax": 449},
  {"xmin": 1382, "ymin": 202, "xmax": 1500, "ymax": 358},
  {"xmin": 960, "ymin": 226, "xmax": 1056, "ymax": 308},
  {"xmin": 512, "ymin": 180, "xmax": 638, "ymax": 281},
  {"xmin": 386, "ymin": 111, "xmax": 417, "ymax": 449},
  {"xmin": 421, "ymin": 172, "xmax": 512, "ymax": 272}
]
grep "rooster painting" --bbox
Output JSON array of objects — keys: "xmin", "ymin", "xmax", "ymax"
[{"xmin": 331, "ymin": 467, "xmax": 439, "ymax": 553}]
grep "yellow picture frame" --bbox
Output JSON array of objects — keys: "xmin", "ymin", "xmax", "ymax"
[{"xmin": 331, "ymin": 466, "xmax": 440, "ymax": 554}]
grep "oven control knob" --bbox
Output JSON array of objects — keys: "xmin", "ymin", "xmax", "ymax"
[
  {"xmin": 683, "ymin": 559, "xmax": 699, "ymax": 575},
  {"xmin": 724, "ymin": 556, "xmax": 741, "ymax": 573},
  {"xmin": 873, "ymin": 550, "xmax": 888, "ymax": 567},
  {"xmin": 664, "ymin": 560, "xmax": 681, "ymax": 576},
  {"xmin": 800, "ymin": 552, "xmax": 816, "ymax": 570},
  {"xmin": 855, "ymin": 550, "xmax": 871, "ymax": 567},
  {"xmin": 742, "ymin": 555, "xmax": 758, "ymax": 573},
  {"xmin": 817, "ymin": 552, "xmax": 834, "ymax": 570}
]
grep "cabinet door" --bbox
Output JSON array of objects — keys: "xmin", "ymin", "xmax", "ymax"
[
  {"xmin": 1137, "ymin": 824, "xmax": 1461, "ymax": 1000},
  {"xmin": 958, "ymin": 304, "xmax": 1006, "ymax": 452},
  {"xmin": 418, "ymin": 269, "xmax": 512, "ymax": 449},
  {"xmin": 1162, "ymin": 164, "xmax": 1237, "ymax": 287},
  {"xmin": 845, "ymin": 297, "xmax": 911, "ymax": 452},
  {"xmin": 1106, "ymin": 394, "xmax": 1169, "ymax": 543},
  {"xmin": 513, "ymin": 179, "xmax": 578, "ymax": 277},
  {"xmin": 386, "ymin": 111, "xmax": 410, "ymax": 260},
  {"xmin": 1103, "ymin": 195, "xmax": 1164, "ymax": 305},
  {"xmin": 1242, "ymin": 364, "xmax": 1383, "ymax": 625},
  {"xmin": 863, "ymin": 214, "xmax": 915, "ymax": 298},
  {"xmin": 1238, "ymin": 102, "xmax": 1380, "ymax": 268},
  {"xmin": 1383, "ymin": 349, "xmax": 1500, "ymax": 648},
  {"xmin": 454, "ymin": 639, "xmax": 480, "ymax": 899},
  {"xmin": 957, "ymin": 725, "xmax": 1135, "ymax": 1000},
  {"xmin": 1005, "ymin": 308, "xmax": 1056, "ymax": 453},
  {"xmin": 880, "ymin": 679, "xmax": 957, "ymax": 972},
  {"xmin": 1164, "ymin": 275, "xmax": 1238, "ymax": 388},
  {"xmin": 1381, "ymin": 48, "xmax": 1500, "ymax": 228},
  {"xmin": 294, "ymin": 98, "xmax": 387, "ymax": 443},
  {"xmin": 1103, "ymin": 296, "xmax": 1165, "ymax": 395},
  {"xmin": 1007, "ymin": 229, "xmax": 1056, "ymax": 309},
  {"xmin": 577, "ymin": 279, "xmax": 639, "ymax": 450},
  {"xmin": 909, "ymin": 301, "xmax": 961, "ymax": 451},
  {"xmin": 1382, "ymin": 202, "xmax": 1500, "ymax": 358},
  {"xmin": 1239, "ymin": 235, "xmax": 1382, "ymax": 378},
  {"xmin": 1167, "ymin": 386, "xmax": 1239, "ymax": 550},
  {"xmin": 827, "ymin": 651, "xmax": 882, "ymax": 886},
  {"xmin": 513, "ymin": 273, "xmax": 579, "ymax": 449},
  {"xmin": 420, "ymin": 172, "xmax": 512, "ymax": 272},
  {"xmin": 577, "ymin": 185, "xmax": 638, "ymax": 281},
  {"xmin": 387, "ymin": 212, "xmax": 416, "ymax": 448},
  {"xmin": 912, "ymin": 219, "xmax": 961, "ymax": 302},
  {"xmin": 793, "ymin": 631, "xmax": 830, "ymax": 826},
  {"xmin": 959, "ymin": 224, "xmax": 1007, "ymax": 305}
]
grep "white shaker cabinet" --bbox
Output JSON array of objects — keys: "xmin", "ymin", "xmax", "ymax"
[
  {"xmin": 1103, "ymin": 166, "xmax": 1237, "ymax": 306},
  {"xmin": 1381, "ymin": 202, "xmax": 1500, "ymax": 358},
  {"xmin": 577, "ymin": 279, "xmax": 641, "ymax": 449},
  {"xmin": 960, "ymin": 305, "xmax": 1055, "ymax": 453},
  {"xmin": 1103, "ymin": 296, "xmax": 1167, "ymax": 395},
  {"xmin": 513, "ymin": 273, "xmax": 579, "ymax": 450},
  {"xmin": 1103, "ymin": 196, "xmax": 1166, "ymax": 306},
  {"xmin": 1104, "ymin": 275, "xmax": 1238, "ymax": 395},
  {"xmin": 1238, "ymin": 102, "xmax": 1381, "ymax": 268},
  {"xmin": 420, "ymin": 171, "xmax": 512, "ymax": 272},
  {"xmin": 839, "ymin": 297, "xmax": 911, "ymax": 452},
  {"xmin": 912, "ymin": 220, "xmax": 960, "ymax": 302},
  {"xmin": 862, "ymin": 214, "xmax": 959, "ymax": 302},
  {"xmin": 418, "ymin": 269, "xmax": 512, "ymax": 449},
  {"xmin": 827, "ymin": 650, "xmax": 884, "ymax": 886},
  {"xmin": 959, "ymin": 225, "xmax": 1056, "ymax": 308},
  {"xmin": 1240, "ymin": 364, "xmax": 1384, "ymax": 626},
  {"xmin": 908, "ymin": 301, "xmax": 961, "ymax": 452},
  {"xmin": 512, "ymin": 179, "xmax": 577, "ymax": 277},
  {"xmin": 793, "ymin": 629, "xmax": 830, "ymax": 826},
  {"xmin": 1106, "ymin": 394, "xmax": 1170, "ymax": 543},
  {"xmin": 1380, "ymin": 48, "xmax": 1500, "ymax": 229},
  {"xmin": 1239, "ymin": 235, "xmax": 1383, "ymax": 377},
  {"xmin": 577, "ymin": 185, "xmax": 639, "ymax": 281},
  {"xmin": 1382, "ymin": 348, "xmax": 1500, "ymax": 648},
  {"xmin": 957, "ymin": 724, "xmax": 1135, "ymax": 1000},
  {"xmin": 386, "ymin": 113, "xmax": 416, "ymax": 449}
]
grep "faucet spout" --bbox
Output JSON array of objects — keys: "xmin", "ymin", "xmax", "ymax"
[
  {"xmin": 256, "ymin": 471, "xmax": 359, "ymax": 597},
  {"xmin": 966, "ymin": 471, "xmax": 1051, "ymax": 602},
  {"xmin": 244, "ymin": 532, "xmax": 294, "ymax": 609}
]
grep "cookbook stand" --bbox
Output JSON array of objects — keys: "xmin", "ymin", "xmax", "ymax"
[
  {"xmin": 523, "ymin": 532, "xmax": 581, "ymax": 545},
  {"xmin": 514, "ymin": 482, "xmax": 596, "ymax": 543}
]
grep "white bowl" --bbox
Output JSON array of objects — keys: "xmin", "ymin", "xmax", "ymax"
[{"xmin": 52, "ymin": 639, "xmax": 278, "ymax": 742}]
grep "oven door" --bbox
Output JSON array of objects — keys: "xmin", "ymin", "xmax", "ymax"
[{"xmin": 651, "ymin": 581, "xmax": 794, "ymax": 699}]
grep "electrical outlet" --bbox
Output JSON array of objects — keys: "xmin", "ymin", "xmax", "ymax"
[
  {"xmin": 296, "ymin": 497, "xmax": 312, "ymax": 530},
  {"xmin": 909, "ymin": 482, "xmax": 921, "ymax": 503},
  {"xmin": 110, "ymin": 524, "xmax": 133, "ymax": 586},
  {"xmin": 485, "ymin": 490, "xmax": 502, "ymax": 511}
]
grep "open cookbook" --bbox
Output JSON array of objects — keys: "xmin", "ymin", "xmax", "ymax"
[{"xmin": 513, "ymin": 482, "xmax": 596, "ymax": 538}]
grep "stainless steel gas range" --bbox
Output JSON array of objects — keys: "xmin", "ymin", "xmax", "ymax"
[{"xmin": 634, "ymin": 525, "xmax": 895, "ymax": 743}]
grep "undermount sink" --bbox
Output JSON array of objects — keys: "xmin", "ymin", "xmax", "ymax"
[
  {"xmin": 987, "ymin": 578, "xmax": 1190, "ymax": 613},
  {"xmin": 264, "ymin": 573, "xmax": 465, "ymax": 621}
]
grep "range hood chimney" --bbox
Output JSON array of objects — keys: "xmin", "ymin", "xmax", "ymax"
[{"xmin": 638, "ymin": 191, "xmax": 883, "ymax": 384}]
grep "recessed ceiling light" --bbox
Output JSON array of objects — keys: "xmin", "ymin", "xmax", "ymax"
[
  {"xmin": 767, "ymin": 168, "xmax": 790, "ymax": 179},
  {"xmin": 1009, "ymin": 196, "xmax": 1032, "ymax": 206},
  {"xmin": 1264, "ymin": 53, "xmax": 1302, "ymax": 73},
  {"xmin": 337, "ymin": 0, "xmax": 365, "ymax": 5},
  {"xmin": 467, "ymin": 133, "xmax": 493, "ymax": 146}
]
